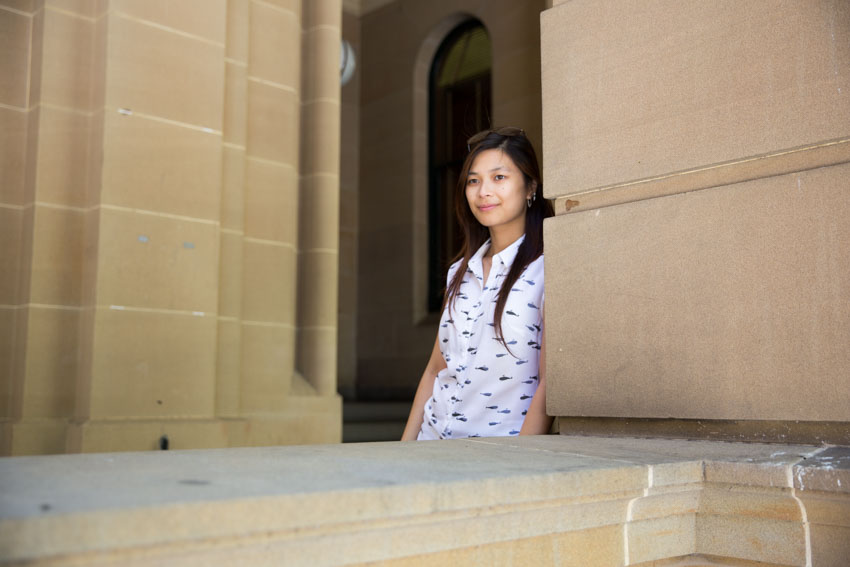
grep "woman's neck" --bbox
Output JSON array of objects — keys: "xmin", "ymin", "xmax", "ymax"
[{"xmin": 485, "ymin": 225, "xmax": 525, "ymax": 257}]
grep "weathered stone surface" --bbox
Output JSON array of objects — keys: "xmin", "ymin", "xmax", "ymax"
[
  {"xmin": 545, "ymin": 162, "xmax": 850, "ymax": 423},
  {"xmin": 541, "ymin": 0, "xmax": 850, "ymax": 200},
  {"xmin": 1, "ymin": 436, "xmax": 847, "ymax": 566}
]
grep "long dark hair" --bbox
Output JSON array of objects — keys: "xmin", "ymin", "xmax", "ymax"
[{"xmin": 444, "ymin": 128, "xmax": 554, "ymax": 348}]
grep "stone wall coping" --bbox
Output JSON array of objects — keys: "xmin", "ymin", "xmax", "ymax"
[{"xmin": 1, "ymin": 436, "xmax": 847, "ymax": 565}]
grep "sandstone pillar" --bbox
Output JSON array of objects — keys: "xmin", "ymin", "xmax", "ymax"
[
  {"xmin": 0, "ymin": 0, "xmax": 342, "ymax": 455},
  {"xmin": 541, "ymin": 0, "xmax": 850, "ymax": 443},
  {"xmin": 297, "ymin": 0, "xmax": 342, "ymax": 397},
  {"xmin": 1, "ymin": 0, "xmax": 102, "ymax": 454}
]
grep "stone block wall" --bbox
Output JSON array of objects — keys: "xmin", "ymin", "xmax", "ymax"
[
  {"xmin": 0, "ymin": 0, "xmax": 343, "ymax": 455},
  {"xmin": 541, "ymin": 0, "xmax": 850, "ymax": 441}
]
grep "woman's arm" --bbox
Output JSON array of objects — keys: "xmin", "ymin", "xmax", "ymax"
[
  {"xmin": 519, "ymin": 319, "xmax": 553, "ymax": 436},
  {"xmin": 401, "ymin": 334, "xmax": 447, "ymax": 441}
]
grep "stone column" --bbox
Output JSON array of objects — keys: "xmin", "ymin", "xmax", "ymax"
[
  {"xmin": 1, "ymin": 1, "xmax": 99, "ymax": 454},
  {"xmin": 1, "ymin": 0, "xmax": 343, "ymax": 454},
  {"xmin": 297, "ymin": 0, "xmax": 343, "ymax": 397},
  {"xmin": 236, "ymin": 0, "xmax": 302, "ymax": 414},
  {"xmin": 68, "ymin": 1, "xmax": 227, "ymax": 452}
]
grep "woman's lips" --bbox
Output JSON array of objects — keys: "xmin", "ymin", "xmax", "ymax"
[{"xmin": 478, "ymin": 203, "xmax": 498, "ymax": 212}]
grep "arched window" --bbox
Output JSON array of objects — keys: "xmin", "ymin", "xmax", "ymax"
[{"xmin": 427, "ymin": 20, "xmax": 492, "ymax": 313}]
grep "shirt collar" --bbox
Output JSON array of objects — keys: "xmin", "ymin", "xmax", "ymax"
[
  {"xmin": 469, "ymin": 234, "xmax": 526, "ymax": 278},
  {"xmin": 491, "ymin": 234, "xmax": 525, "ymax": 268}
]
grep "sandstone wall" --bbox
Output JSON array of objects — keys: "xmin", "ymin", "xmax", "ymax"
[
  {"xmin": 541, "ymin": 0, "xmax": 850, "ymax": 442},
  {"xmin": 0, "ymin": 0, "xmax": 343, "ymax": 455}
]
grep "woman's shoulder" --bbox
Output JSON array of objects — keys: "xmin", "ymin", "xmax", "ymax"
[
  {"xmin": 516, "ymin": 254, "xmax": 545, "ymax": 290},
  {"xmin": 445, "ymin": 257, "xmax": 466, "ymax": 282},
  {"xmin": 525, "ymin": 252, "xmax": 545, "ymax": 272}
]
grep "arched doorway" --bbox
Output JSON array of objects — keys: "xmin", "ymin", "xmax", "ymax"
[{"xmin": 427, "ymin": 20, "xmax": 492, "ymax": 313}]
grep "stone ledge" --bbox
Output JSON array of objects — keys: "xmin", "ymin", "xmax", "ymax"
[{"xmin": 0, "ymin": 437, "xmax": 847, "ymax": 566}]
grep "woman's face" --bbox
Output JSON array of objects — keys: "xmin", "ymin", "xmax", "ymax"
[{"xmin": 465, "ymin": 149, "xmax": 534, "ymax": 238}]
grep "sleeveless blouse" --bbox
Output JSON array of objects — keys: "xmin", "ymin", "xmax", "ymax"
[{"xmin": 418, "ymin": 235, "xmax": 544, "ymax": 440}]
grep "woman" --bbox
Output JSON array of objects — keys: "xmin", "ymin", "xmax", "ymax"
[{"xmin": 402, "ymin": 127, "xmax": 554, "ymax": 440}]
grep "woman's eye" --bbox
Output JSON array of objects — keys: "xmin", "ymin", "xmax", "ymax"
[
  {"xmin": 494, "ymin": 175, "xmax": 505, "ymax": 181},
  {"xmin": 466, "ymin": 178, "xmax": 478, "ymax": 185}
]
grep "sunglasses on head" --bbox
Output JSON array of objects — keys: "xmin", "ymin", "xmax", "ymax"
[{"xmin": 466, "ymin": 127, "xmax": 526, "ymax": 152}]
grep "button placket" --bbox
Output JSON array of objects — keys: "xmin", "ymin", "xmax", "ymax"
[{"xmin": 451, "ymin": 262, "xmax": 481, "ymax": 425}]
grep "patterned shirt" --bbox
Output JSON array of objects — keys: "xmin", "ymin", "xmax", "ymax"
[{"xmin": 418, "ymin": 235, "xmax": 544, "ymax": 440}]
